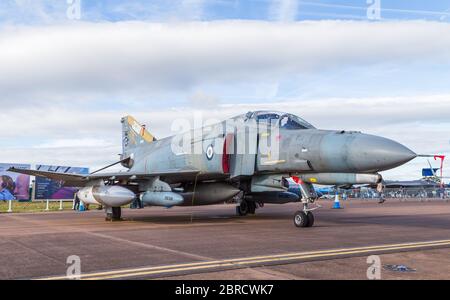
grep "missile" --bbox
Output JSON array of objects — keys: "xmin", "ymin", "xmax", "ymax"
[
  {"xmin": 292, "ymin": 173, "xmax": 382, "ymax": 185},
  {"xmin": 77, "ymin": 185, "xmax": 135, "ymax": 207},
  {"xmin": 140, "ymin": 191, "xmax": 184, "ymax": 208}
]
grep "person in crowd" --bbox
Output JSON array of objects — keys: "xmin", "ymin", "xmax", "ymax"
[
  {"xmin": 73, "ymin": 194, "xmax": 80, "ymax": 210},
  {"xmin": 130, "ymin": 195, "xmax": 144, "ymax": 209}
]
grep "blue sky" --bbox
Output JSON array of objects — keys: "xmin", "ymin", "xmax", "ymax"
[
  {"xmin": 0, "ymin": 0, "xmax": 450, "ymax": 180},
  {"xmin": 1, "ymin": 1, "xmax": 450, "ymax": 23}
]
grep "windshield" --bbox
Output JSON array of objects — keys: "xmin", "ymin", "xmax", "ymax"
[
  {"xmin": 280, "ymin": 114, "xmax": 315, "ymax": 130},
  {"xmin": 249, "ymin": 111, "xmax": 315, "ymax": 129},
  {"xmin": 256, "ymin": 112, "xmax": 281, "ymax": 124}
]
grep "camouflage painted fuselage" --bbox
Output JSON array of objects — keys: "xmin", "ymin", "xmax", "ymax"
[{"xmin": 122, "ymin": 111, "xmax": 416, "ymax": 195}]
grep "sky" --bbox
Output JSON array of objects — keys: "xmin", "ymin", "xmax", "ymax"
[{"xmin": 0, "ymin": 0, "xmax": 450, "ymax": 180}]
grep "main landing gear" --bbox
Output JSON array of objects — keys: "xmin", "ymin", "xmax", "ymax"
[
  {"xmin": 236, "ymin": 200, "xmax": 257, "ymax": 216},
  {"xmin": 105, "ymin": 206, "xmax": 122, "ymax": 221}
]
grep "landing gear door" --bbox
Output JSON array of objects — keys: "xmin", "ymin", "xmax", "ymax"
[{"xmin": 230, "ymin": 117, "xmax": 258, "ymax": 178}]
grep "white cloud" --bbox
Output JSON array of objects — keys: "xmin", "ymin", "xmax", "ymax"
[
  {"xmin": 33, "ymin": 138, "xmax": 113, "ymax": 149},
  {"xmin": 2, "ymin": 94, "xmax": 449, "ymax": 139},
  {"xmin": 0, "ymin": 145, "xmax": 121, "ymax": 170},
  {"xmin": 1, "ymin": 20, "xmax": 450, "ymax": 104}
]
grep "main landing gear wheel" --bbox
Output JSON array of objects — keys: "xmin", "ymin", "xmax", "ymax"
[
  {"xmin": 236, "ymin": 200, "xmax": 249, "ymax": 216},
  {"xmin": 248, "ymin": 201, "xmax": 256, "ymax": 214},
  {"xmin": 293, "ymin": 211, "xmax": 314, "ymax": 228},
  {"xmin": 106, "ymin": 207, "xmax": 122, "ymax": 221}
]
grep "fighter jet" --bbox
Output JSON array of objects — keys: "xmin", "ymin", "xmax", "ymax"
[
  {"xmin": 383, "ymin": 179, "xmax": 442, "ymax": 189},
  {"xmin": 9, "ymin": 111, "xmax": 417, "ymax": 228},
  {"xmin": 369, "ymin": 160, "xmax": 448, "ymax": 190}
]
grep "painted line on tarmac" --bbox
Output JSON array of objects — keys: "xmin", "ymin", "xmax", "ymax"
[{"xmin": 38, "ymin": 239, "xmax": 450, "ymax": 280}]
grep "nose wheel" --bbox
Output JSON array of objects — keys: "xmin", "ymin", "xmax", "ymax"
[
  {"xmin": 293, "ymin": 180, "xmax": 319, "ymax": 228},
  {"xmin": 293, "ymin": 210, "xmax": 314, "ymax": 228}
]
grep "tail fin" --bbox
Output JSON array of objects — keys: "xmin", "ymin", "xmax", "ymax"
[{"xmin": 121, "ymin": 116, "xmax": 156, "ymax": 161}]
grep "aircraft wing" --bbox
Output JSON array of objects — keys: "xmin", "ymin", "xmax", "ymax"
[
  {"xmin": 8, "ymin": 167, "xmax": 202, "ymax": 187},
  {"xmin": 86, "ymin": 170, "xmax": 203, "ymax": 183}
]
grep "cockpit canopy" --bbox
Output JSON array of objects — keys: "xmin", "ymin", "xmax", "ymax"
[{"xmin": 237, "ymin": 111, "xmax": 315, "ymax": 130}]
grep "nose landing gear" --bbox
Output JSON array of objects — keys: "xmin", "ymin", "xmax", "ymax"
[
  {"xmin": 293, "ymin": 210, "xmax": 314, "ymax": 228},
  {"xmin": 293, "ymin": 179, "xmax": 320, "ymax": 228}
]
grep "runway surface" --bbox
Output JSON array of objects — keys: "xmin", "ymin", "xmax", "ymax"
[{"xmin": 0, "ymin": 199, "xmax": 449, "ymax": 280}]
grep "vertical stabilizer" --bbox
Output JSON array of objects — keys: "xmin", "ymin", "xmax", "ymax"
[{"xmin": 121, "ymin": 116, "xmax": 156, "ymax": 166}]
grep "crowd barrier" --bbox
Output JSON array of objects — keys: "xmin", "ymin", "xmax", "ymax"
[{"xmin": 0, "ymin": 200, "xmax": 75, "ymax": 213}]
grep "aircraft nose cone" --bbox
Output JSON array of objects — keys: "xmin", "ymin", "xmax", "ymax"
[
  {"xmin": 348, "ymin": 133, "xmax": 417, "ymax": 172},
  {"xmin": 317, "ymin": 131, "xmax": 416, "ymax": 173}
]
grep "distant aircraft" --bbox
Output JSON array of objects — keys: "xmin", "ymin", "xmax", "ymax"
[
  {"xmin": 382, "ymin": 159, "xmax": 448, "ymax": 189},
  {"xmin": 9, "ymin": 111, "xmax": 417, "ymax": 228},
  {"xmin": 383, "ymin": 179, "xmax": 442, "ymax": 189}
]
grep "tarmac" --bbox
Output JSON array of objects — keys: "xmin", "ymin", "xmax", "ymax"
[{"xmin": 0, "ymin": 199, "xmax": 449, "ymax": 280}]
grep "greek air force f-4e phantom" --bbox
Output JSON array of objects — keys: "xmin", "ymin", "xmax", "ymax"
[{"xmin": 10, "ymin": 111, "xmax": 417, "ymax": 228}]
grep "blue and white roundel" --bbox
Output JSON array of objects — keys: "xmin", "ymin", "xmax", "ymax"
[{"xmin": 206, "ymin": 144, "xmax": 214, "ymax": 160}]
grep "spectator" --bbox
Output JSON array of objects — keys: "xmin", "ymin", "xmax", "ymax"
[
  {"xmin": 74, "ymin": 194, "xmax": 80, "ymax": 210},
  {"xmin": 130, "ymin": 196, "xmax": 143, "ymax": 209}
]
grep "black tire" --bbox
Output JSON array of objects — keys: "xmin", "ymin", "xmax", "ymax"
[
  {"xmin": 236, "ymin": 201, "xmax": 249, "ymax": 216},
  {"xmin": 293, "ymin": 211, "xmax": 308, "ymax": 228},
  {"xmin": 248, "ymin": 201, "xmax": 256, "ymax": 214},
  {"xmin": 306, "ymin": 212, "xmax": 314, "ymax": 227},
  {"xmin": 112, "ymin": 207, "xmax": 122, "ymax": 221}
]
